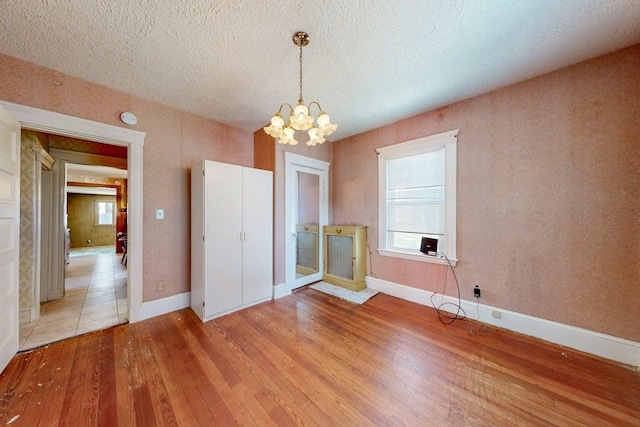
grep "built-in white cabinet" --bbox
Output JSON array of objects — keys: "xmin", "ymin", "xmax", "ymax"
[{"xmin": 191, "ymin": 160, "xmax": 273, "ymax": 322}]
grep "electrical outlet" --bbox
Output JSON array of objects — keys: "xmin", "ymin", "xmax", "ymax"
[
  {"xmin": 473, "ymin": 285, "xmax": 481, "ymax": 299},
  {"xmin": 156, "ymin": 281, "xmax": 165, "ymax": 292},
  {"xmin": 492, "ymin": 310, "xmax": 501, "ymax": 319}
]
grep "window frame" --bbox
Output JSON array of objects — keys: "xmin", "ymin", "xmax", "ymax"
[
  {"xmin": 376, "ymin": 129, "xmax": 458, "ymax": 266},
  {"xmin": 95, "ymin": 200, "xmax": 116, "ymax": 226}
]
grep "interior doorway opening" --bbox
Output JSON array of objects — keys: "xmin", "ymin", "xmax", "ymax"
[
  {"xmin": 1, "ymin": 101, "xmax": 145, "ymax": 352},
  {"xmin": 19, "ymin": 137, "xmax": 131, "ymax": 349}
]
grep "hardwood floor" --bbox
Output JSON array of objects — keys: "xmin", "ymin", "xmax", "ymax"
[{"xmin": 1, "ymin": 289, "xmax": 639, "ymax": 426}]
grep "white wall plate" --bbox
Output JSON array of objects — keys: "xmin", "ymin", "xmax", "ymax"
[{"xmin": 120, "ymin": 112, "xmax": 138, "ymax": 126}]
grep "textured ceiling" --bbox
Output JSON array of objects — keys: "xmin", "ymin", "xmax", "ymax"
[{"xmin": 2, "ymin": 0, "xmax": 640, "ymax": 140}]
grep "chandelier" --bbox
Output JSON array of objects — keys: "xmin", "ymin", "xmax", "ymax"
[{"xmin": 263, "ymin": 31, "xmax": 337, "ymax": 146}]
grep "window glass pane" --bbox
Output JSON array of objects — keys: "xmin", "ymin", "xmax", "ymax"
[
  {"xmin": 97, "ymin": 202, "xmax": 114, "ymax": 225},
  {"xmin": 386, "ymin": 148, "xmax": 445, "ymax": 236}
]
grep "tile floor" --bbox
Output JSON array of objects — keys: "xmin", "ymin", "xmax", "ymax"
[{"xmin": 19, "ymin": 245, "xmax": 128, "ymax": 351}]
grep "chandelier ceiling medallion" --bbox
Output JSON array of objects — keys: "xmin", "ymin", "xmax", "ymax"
[{"xmin": 263, "ymin": 31, "xmax": 337, "ymax": 146}]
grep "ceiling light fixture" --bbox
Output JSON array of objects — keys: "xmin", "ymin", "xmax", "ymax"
[{"xmin": 264, "ymin": 31, "xmax": 337, "ymax": 146}]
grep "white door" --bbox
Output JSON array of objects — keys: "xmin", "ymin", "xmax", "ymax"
[
  {"xmin": 0, "ymin": 106, "xmax": 20, "ymax": 373},
  {"xmin": 204, "ymin": 161, "xmax": 243, "ymax": 316},
  {"xmin": 284, "ymin": 153, "xmax": 330, "ymax": 293},
  {"xmin": 242, "ymin": 167, "xmax": 273, "ymax": 303}
]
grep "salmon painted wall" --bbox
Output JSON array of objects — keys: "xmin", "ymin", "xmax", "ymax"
[
  {"xmin": 331, "ymin": 44, "xmax": 640, "ymax": 342},
  {"xmin": 0, "ymin": 54, "xmax": 254, "ymax": 302}
]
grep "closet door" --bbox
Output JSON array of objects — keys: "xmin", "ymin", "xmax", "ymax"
[
  {"xmin": 204, "ymin": 161, "xmax": 243, "ymax": 316},
  {"xmin": 241, "ymin": 167, "xmax": 273, "ymax": 304}
]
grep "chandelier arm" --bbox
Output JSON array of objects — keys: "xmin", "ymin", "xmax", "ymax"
[
  {"xmin": 308, "ymin": 101, "xmax": 322, "ymax": 115},
  {"xmin": 278, "ymin": 103, "xmax": 294, "ymax": 117}
]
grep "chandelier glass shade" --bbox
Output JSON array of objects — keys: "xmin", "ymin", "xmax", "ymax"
[{"xmin": 263, "ymin": 31, "xmax": 337, "ymax": 146}]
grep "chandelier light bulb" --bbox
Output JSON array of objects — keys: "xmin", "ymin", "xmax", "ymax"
[
  {"xmin": 271, "ymin": 113, "xmax": 284, "ymax": 128},
  {"xmin": 279, "ymin": 126, "xmax": 298, "ymax": 145},
  {"xmin": 307, "ymin": 127, "xmax": 325, "ymax": 146},
  {"xmin": 290, "ymin": 103, "xmax": 313, "ymax": 130},
  {"xmin": 317, "ymin": 112, "xmax": 337, "ymax": 136},
  {"xmin": 263, "ymin": 31, "xmax": 337, "ymax": 146},
  {"xmin": 263, "ymin": 113, "xmax": 285, "ymax": 138}
]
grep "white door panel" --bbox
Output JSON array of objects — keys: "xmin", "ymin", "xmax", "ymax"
[
  {"xmin": 0, "ymin": 105, "xmax": 20, "ymax": 374},
  {"xmin": 242, "ymin": 167, "xmax": 273, "ymax": 303},
  {"xmin": 204, "ymin": 161, "xmax": 243, "ymax": 316}
]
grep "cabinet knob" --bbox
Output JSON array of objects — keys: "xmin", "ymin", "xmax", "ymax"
[{"xmin": 336, "ymin": 229, "xmax": 342, "ymax": 234}]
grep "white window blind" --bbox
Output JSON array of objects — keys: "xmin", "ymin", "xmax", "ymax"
[
  {"xmin": 386, "ymin": 147, "xmax": 444, "ymax": 251},
  {"xmin": 377, "ymin": 129, "xmax": 458, "ymax": 264}
]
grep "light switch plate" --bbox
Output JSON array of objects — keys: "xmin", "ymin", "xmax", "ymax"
[{"xmin": 155, "ymin": 209, "xmax": 164, "ymax": 220}]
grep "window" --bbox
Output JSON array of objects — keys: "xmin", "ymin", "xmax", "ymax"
[
  {"xmin": 95, "ymin": 201, "xmax": 115, "ymax": 226},
  {"xmin": 377, "ymin": 129, "xmax": 458, "ymax": 265}
]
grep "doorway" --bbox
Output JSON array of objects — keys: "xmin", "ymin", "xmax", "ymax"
[
  {"xmin": 0, "ymin": 100, "xmax": 145, "ymax": 330},
  {"xmin": 284, "ymin": 152, "xmax": 330, "ymax": 294}
]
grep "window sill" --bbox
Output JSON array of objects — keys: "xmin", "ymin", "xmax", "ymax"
[{"xmin": 377, "ymin": 249, "xmax": 457, "ymax": 266}]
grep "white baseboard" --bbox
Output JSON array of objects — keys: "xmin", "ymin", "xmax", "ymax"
[
  {"xmin": 19, "ymin": 308, "xmax": 34, "ymax": 325},
  {"xmin": 137, "ymin": 292, "xmax": 191, "ymax": 321},
  {"xmin": 273, "ymin": 283, "xmax": 287, "ymax": 299},
  {"xmin": 366, "ymin": 276, "xmax": 640, "ymax": 368},
  {"xmin": 198, "ymin": 297, "xmax": 271, "ymax": 322}
]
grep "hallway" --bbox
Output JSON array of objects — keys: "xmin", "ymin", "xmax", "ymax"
[{"xmin": 19, "ymin": 246, "xmax": 128, "ymax": 351}]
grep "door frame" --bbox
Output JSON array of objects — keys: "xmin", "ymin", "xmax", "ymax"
[
  {"xmin": 284, "ymin": 152, "xmax": 329, "ymax": 294},
  {"xmin": 0, "ymin": 101, "xmax": 146, "ymax": 322},
  {"xmin": 33, "ymin": 146, "xmax": 53, "ymax": 309}
]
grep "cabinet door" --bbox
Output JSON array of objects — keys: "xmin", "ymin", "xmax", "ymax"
[
  {"xmin": 242, "ymin": 167, "xmax": 273, "ymax": 304},
  {"xmin": 204, "ymin": 161, "xmax": 243, "ymax": 316},
  {"xmin": 326, "ymin": 234, "xmax": 354, "ymax": 280}
]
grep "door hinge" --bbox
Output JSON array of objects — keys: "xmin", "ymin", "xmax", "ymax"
[
  {"xmin": 203, "ymin": 301, "xmax": 205, "ymax": 307},
  {"xmin": 202, "ymin": 169, "xmax": 205, "ymax": 176},
  {"xmin": 203, "ymin": 235, "xmax": 205, "ymax": 242}
]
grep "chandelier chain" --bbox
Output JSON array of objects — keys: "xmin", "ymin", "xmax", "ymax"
[{"xmin": 298, "ymin": 41, "xmax": 304, "ymax": 104}]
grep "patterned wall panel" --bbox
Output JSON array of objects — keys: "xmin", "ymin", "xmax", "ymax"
[{"xmin": 19, "ymin": 131, "xmax": 39, "ymax": 315}]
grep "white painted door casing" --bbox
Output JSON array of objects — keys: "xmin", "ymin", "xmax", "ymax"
[{"xmin": 0, "ymin": 100, "xmax": 146, "ymax": 324}]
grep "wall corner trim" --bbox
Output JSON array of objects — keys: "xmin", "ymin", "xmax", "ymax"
[
  {"xmin": 366, "ymin": 276, "xmax": 640, "ymax": 368},
  {"xmin": 138, "ymin": 292, "xmax": 191, "ymax": 322},
  {"xmin": 273, "ymin": 283, "xmax": 288, "ymax": 299}
]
